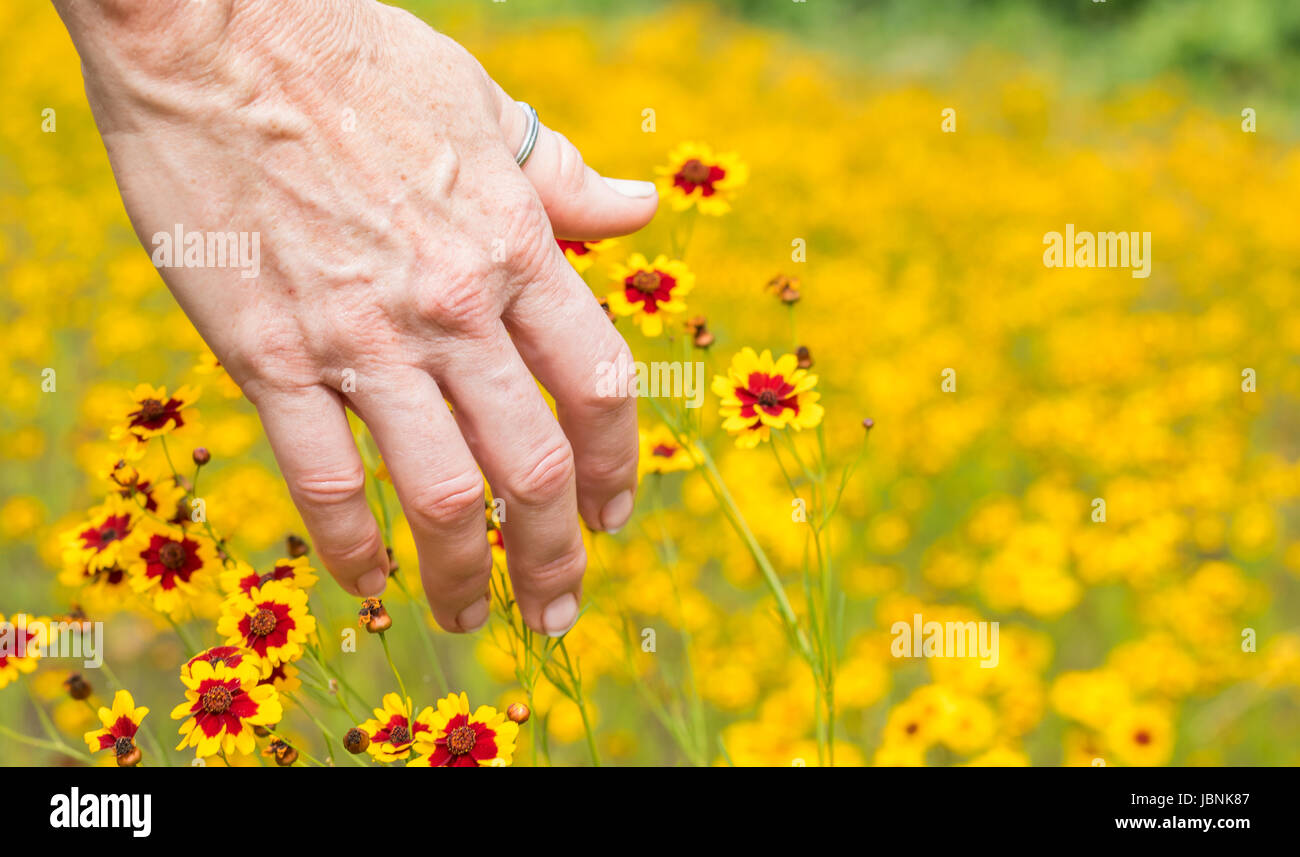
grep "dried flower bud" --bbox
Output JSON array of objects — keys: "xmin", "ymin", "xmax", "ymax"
[
  {"xmin": 796, "ymin": 345, "xmax": 813, "ymax": 369},
  {"xmin": 64, "ymin": 673, "xmax": 92, "ymax": 701},
  {"xmin": 359, "ymin": 597, "xmax": 392, "ymax": 634},
  {"xmin": 192, "ymin": 447, "xmax": 211, "ymax": 466},
  {"xmin": 685, "ymin": 316, "xmax": 715, "ymax": 349},
  {"xmin": 507, "ymin": 702, "xmax": 531, "ymax": 725},
  {"xmin": 265, "ymin": 739, "xmax": 299, "ymax": 767},
  {"xmin": 253, "ymin": 725, "xmax": 271, "ymax": 738},
  {"xmin": 344, "ymin": 727, "xmax": 370, "ymax": 754},
  {"xmin": 114, "ymin": 738, "xmax": 141, "ymax": 767},
  {"xmin": 767, "ymin": 274, "xmax": 801, "ymax": 304},
  {"xmin": 286, "ymin": 534, "xmax": 310, "ymax": 558}
]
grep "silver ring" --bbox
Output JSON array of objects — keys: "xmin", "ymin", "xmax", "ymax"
[{"xmin": 514, "ymin": 100, "xmax": 539, "ymax": 167}]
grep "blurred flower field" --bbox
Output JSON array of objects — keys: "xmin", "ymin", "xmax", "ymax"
[{"xmin": 2, "ymin": 1, "xmax": 1298, "ymax": 766}]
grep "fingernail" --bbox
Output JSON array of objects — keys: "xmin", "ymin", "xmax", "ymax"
[
  {"xmin": 600, "ymin": 489, "xmax": 635, "ymax": 533},
  {"xmin": 603, "ymin": 177, "xmax": 657, "ymax": 198},
  {"xmin": 542, "ymin": 592, "xmax": 579, "ymax": 637},
  {"xmin": 456, "ymin": 595, "xmax": 490, "ymax": 633},
  {"xmin": 357, "ymin": 567, "xmax": 387, "ymax": 598}
]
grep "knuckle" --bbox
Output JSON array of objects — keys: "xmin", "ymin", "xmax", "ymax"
[
  {"xmin": 582, "ymin": 438, "xmax": 638, "ymax": 486},
  {"xmin": 494, "ymin": 188, "xmax": 553, "ymax": 278},
  {"xmin": 428, "ymin": 551, "xmax": 492, "ymax": 594},
  {"xmin": 408, "ymin": 474, "xmax": 486, "ymax": 530},
  {"xmin": 507, "ymin": 439, "xmax": 575, "ymax": 506},
  {"xmin": 550, "ymin": 131, "xmax": 589, "ymax": 200},
  {"xmin": 519, "ymin": 542, "xmax": 587, "ymax": 592},
  {"xmin": 582, "ymin": 342, "xmax": 638, "ymax": 415},
  {"xmin": 413, "ymin": 271, "xmax": 496, "ymax": 332},
  {"xmin": 293, "ymin": 466, "xmax": 368, "ymax": 507},
  {"xmin": 328, "ymin": 530, "xmax": 385, "ymax": 567}
]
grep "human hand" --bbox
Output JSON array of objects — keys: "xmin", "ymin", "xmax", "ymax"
[{"xmin": 54, "ymin": 0, "xmax": 657, "ymax": 635}]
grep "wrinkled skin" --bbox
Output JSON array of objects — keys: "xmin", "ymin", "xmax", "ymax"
[{"xmin": 54, "ymin": 0, "xmax": 657, "ymax": 635}]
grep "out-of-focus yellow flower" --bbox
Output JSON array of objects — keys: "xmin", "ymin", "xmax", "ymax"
[
  {"xmin": 655, "ymin": 141, "xmax": 748, "ymax": 215},
  {"xmin": 638, "ymin": 424, "xmax": 697, "ymax": 477},
  {"xmin": 0, "ymin": 612, "xmax": 46, "ymax": 688},
  {"xmin": 557, "ymin": 237, "xmax": 617, "ymax": 273},
  {"xmin": 1104, "ymin": 704, "xmax": 1175, "ymax": 766},
  {"xmin": 110, "ymin": 383, "xmax": 200, "ymax": 449}
]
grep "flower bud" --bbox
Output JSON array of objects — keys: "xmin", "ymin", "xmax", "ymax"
[
  {"xmin": 507, "ymin": 702, "xmax": 531, "ymax": 725},
  {"xmin": 767, "ymin": 274, "xmax": 801, "ymax": 304},
  {"xmin": 359, "ymin": 598, "xmax": 392, "ymax": 634},
  {"xmin": 686, "ymin": 316, "xmax": 714, "ymax": 349},
  {"xmin": 862, "ymin": 418, "xmax": 875, "ymax": 431},
  {"xmin": 114, "ymin": 737, "xmax": 141, "ymax": 767},
  {"xmin": 266, "ymin": 739, "xmax": 299, "ymax": 767},
  {"xmin": 64, "ymin": 673, "xmax": 92, "ymax": 701},
  {"xmin": 796, "ymin": 345, "xmax": 813, "ymax": 369},
  {"xmin": 344, "ymin": 727, "xmax": 370, "ymax": 754},
  {"xmin": 192, "ymin": 447, "xmax": 211, "ymax": 466},
  {"xmin": 286, "ymin": 534, "xmax": 310, "ymax": 558}
]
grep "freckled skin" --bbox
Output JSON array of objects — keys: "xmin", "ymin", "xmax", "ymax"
[{"xmin": 52, "ymin": 0, "xmax": 658, "ymax": 635}]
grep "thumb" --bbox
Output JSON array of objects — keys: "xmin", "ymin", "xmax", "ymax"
[{"xmin": 499, "ymin": 97, "xmax": 658, "ymax": 241}]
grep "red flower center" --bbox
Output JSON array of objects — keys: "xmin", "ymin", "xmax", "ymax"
[
  {"xmin": 651, "ymin": 444, "xmax": 678, "ymax": 458},
  {"xmin": 159, "ymin": 542, "xmax": 186, "ymax": 570},
  {"xmin": 680, "ymin": 159, "xmax": 711, "ymax": 184},
  {"xmin": 138, "ymin": 398, "xmax": 167, "ymax": 423},
  {"xmin": 389, "ymin": 724, "xmax": 411, "ymax": 745},
  {"xmin": 446, "ymin": 724, "xmax": 477, "ymax": 756},
  {"xmin": 631, "ymin": 270, "xmax": 662, "ymax": 294},
  {"xmin": 674, "ymin": 158, "xmax": 726, "ymax": 196},
  {"xmin": 80, "ymin": 514, "xmax": 132, "ymax": 551},
  {"xmin": 1134, "ymin": 730, "xmax": 1151, "ymax": 746},
  {"xmin": 201, "ymin": 685, "xmax": 233, "ymax": 714},
  {"xmin": 624, "ymin": 269, "xmax": 677, "ymax": 313},
  {"xmin": 250, "ymin": 608, "xmax": 278, "ymax": 637}
]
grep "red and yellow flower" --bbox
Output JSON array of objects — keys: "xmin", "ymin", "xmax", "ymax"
[
  {"xmin": 126, "ymin": 520, "xmax": 217, "ymax": 617},
  {"xmin": 60, "ymin": 495, "xmax": 137, "ymax": 576},
  {"xmin": 408, "ymin": 691, "xmax": 519, "ymax": 767},
  {"xmin": 712, "ymin": 347, "xmax": 824, "ymax": 448},
  {"xmin": 359, "ymin": 692, "xmax": 436, "ymax": 762},
  {"xmin": 171, "ymin": 658, "xmax": 282, "ymax": 757},
  {"xmin": 59, "ymin": 496, "xmax": 140, "ymax": 611},
  {"xmin": 638, "ymin": 424, "xmax": 698, "ymax": 477},
  {"xmin": 219, "ymin": 555, "xmax": 318, "ymax": 597},
  {"xmin": 216, "ymin": 580, "xmax": 316, "ymax": 676},
  {"xmin": 103, "ymin": 457, "xmax": 186, "ymax": 518},
  {"xmin": 84, "ymin": 689, "xmax": 149, "ymax": 766},
  {"xmin": 607, "ymin": 253, "xmax": 694, "ymax": 337},
  {"xmin": 655, "ymin": 141, "xmax": 748, "ymax": 216},
  {"xmin": 0, "ymin": 613, "xmax": 46, "ymax": 689},
  {"xmin": 181, "ymin": 645, "xmax": 251, "ymax": 681},
  {"xmin": 110, "ymin": 383, "xmax": 200, "ymax": 448},
  {"xmin": 557, "ymin": 238, "xmax": 617, "ymax": 274}
]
